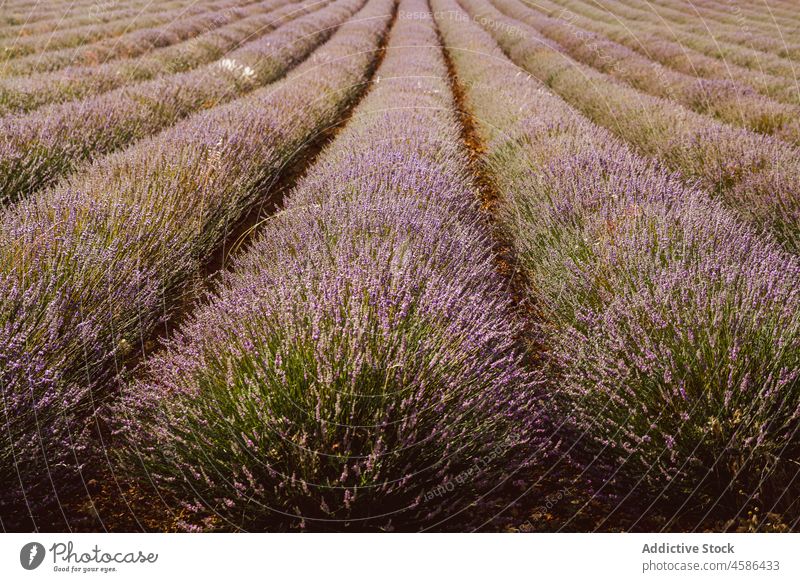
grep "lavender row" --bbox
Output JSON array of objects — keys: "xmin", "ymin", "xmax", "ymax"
[
  {"xmin": 0, "ymin": 0, "xmax": 299, "ymax": 115},
  {"xmin": 0, "ymin": 0, "xmax": 206, "ymax": 59},
  {"xmin": 0, "ymin": 0, "xmax": 392, "ymax": 532},
  {"xmin": 534, "ymin": 0, "xmax": 800, "ymax": 107},
  {"xmin": 692, "ymin": 0, "xmax": 800, "ymax": 27},
  {"xmin": 612, "ymin": 0, "xmax": 800, "ymax": 56},
  {"xmin": 436, "ymin": 0, "xmax": 800, "ymax": 522},
  {"xmin": 0, "ymin": 0, "xmax": 266, "ymax": 73},
  {"xmin": 117, "ymin": 0, "xmax": 541, "ymax": 532},
  {"xmin": 0, "ymin": 0, "xmax": 345, "ymax": 207},
  {"xmin": 491, "ymin": 0, "xmax": 800, "ymax": 145},
  {"xmin": 462, "ymin": 0, "xmax": 800, "ymax": 254}
]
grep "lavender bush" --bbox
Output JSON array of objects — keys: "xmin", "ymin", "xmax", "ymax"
[
  {"xmin": 117, "ymin": 0, "xmax": 544, "ymax": 532},
  {"xmin": 0, "ymin": 0, "xmax": 393, "ymax": 531},
  {"xmin": 0, "ymin": 0, "xmax": 300, "ymax": 115},
  {"xmin": 0, "ymin": 0, "xmax": 353, "ymax": 206},
  {"xmin": 436, "ymin": 0, "xmax": 800, "ymax": 518}
]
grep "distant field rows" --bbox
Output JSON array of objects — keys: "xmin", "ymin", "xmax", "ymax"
[
  {"xmin": 0, "ymin": 0, "xmax": 264, "ymax": 73},
  {"xmin": 0, "ymin": 0, "xmax": 341, "ymax": 206},
  {"xmin": 571, "ymin": 0, "xmax": 800, "ymax": 74},
  {"xmin": 610, "ymin": 0, "xmax": 800, "ymax": 50},
  {"xmin": 575, "ymin": 0, "xmax": 800, "ymax": 66},
  {"xmin": 0, "ymin": 0, "xmax": 201, "ymax": 49},
  {"xmin": 493, "ymin": 0, "xmax": 800, "ymax": 144},
  {"xmin": 460, "ymin": 0, "xmax": 800, "ymax": 254},
  {"xmin": 529, "ymin": 0, "xmax": 800, "ymax": 106},
  {"xmin": 0, "ymin": 0, "xmax": 300, "ymax": 114},
  {"xmin": 0, "ymin": 0, "xmax": 196, "ymax": 37}
]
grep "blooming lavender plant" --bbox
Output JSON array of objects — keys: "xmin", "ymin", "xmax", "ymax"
[
  {"xmin": 116, "ymin": 0, "xmax": 545, "ymax": 532},
  {"xmin": 436, "ymin": 0, "xmax": 800, "ymax": 519},
  {"xmin": 0, "ymin": 0, "xmax": 394, "ymax": 531},
  {"xmin": 0, "ymin": 0, "xmax": 354, "ymax": 206},
  {"xmin": 0, "ymin": 0, "xmax": 300, "ymax": 115}
]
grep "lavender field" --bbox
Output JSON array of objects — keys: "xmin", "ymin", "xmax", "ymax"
[{"xmin": 0, "ymin": 0, "xmax": 798, "ymax": 533}]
